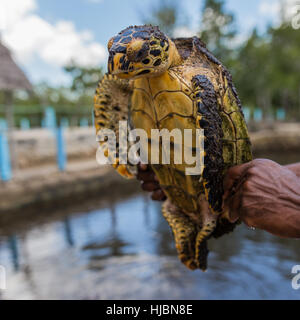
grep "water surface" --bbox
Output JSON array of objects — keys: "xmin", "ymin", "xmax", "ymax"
[{"xmin": 0, "ymin": 152, "xmax": 299, "ymax": 300}]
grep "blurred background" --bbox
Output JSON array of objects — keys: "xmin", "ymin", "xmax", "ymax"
[{"xmin": 0, "ymin": 0, "xmax": 300, "ymax": 300}]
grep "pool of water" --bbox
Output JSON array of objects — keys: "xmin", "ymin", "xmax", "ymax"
[{"xmin": 0, "ymin": 152, "xmax": 300, "ymax": 300}]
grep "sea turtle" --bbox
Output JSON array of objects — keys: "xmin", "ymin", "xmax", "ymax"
[{"xmin": 94, "ymin": 25, "xmax": 252, "ymax": 271}]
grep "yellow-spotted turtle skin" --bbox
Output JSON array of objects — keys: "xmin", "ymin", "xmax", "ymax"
[{"xmin": 94, "ymin": 25, "xmax": 252, "ymax": 271}]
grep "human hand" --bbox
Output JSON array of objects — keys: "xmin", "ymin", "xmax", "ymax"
[
  {"xmin": 223, "ymin": 159, "xmax": 300, "ymax": 238},
  {"xmin": 137, "ymin": 164, "xmax": 166, "ymax": 201}
]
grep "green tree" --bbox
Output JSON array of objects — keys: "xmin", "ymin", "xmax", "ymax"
[
  {"xmin": 141, "ymin": 0, "xmax": 181, "ymax": 36},
  {"xmin": 64, "ymin": 63, "xmax": 103, "ymax": 97},
  {"xmin": 231, "ymin": 29, "xmax": 272, "ymax": 117},
  {"xmin": 267, "ymin": 24, "xmax": 300, "ymax": 119},
  {"xmin": 199, "ymin": 0, "xmax": 236, "ymax": 62},
  {"xmin": 231, "ymin": 22, "xmax": 300, "ymax": 120}
]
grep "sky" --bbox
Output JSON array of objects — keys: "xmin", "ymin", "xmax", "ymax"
[{"xmin": 0, "ymin": 0, "xmax": 298, "ymax": 86}]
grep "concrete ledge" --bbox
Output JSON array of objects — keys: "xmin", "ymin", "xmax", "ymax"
[
  {"xmin": 0, "ymin": 162, "xmax": 140, "ymax": 222},
  {"xmin": 251, "ymin": 124, "xmax": 300, "ymax": 153},
  {"xmin": 14, "ymin": 128, "xmax": 97, "ymax": 169}
]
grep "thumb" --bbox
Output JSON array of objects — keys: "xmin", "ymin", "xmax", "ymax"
[
  {"xmin": 223, "ymin": 161, "xmax": 252, "ymax": 200},
  {"xmin": 225, "ymin": 185, "xmax": 244, "ymax": 223}
]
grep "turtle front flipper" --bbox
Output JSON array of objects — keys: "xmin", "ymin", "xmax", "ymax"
[
  {"xmin": 94, "ymin": 73, "xmax": 135, "ymax": 178},
  {"xmin": 162, "ymin": 200, "xmax": 199, "ymax": 270},
  {"xmin": 192, "ymin": 74, "xmax": 224, "ymax": 268}
]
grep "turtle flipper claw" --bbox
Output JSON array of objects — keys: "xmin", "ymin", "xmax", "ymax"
[{"xmin": 162, "ymin": 200, "xmax": 199, "ymax": 270}]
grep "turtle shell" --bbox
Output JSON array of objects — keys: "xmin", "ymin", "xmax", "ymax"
[{"xmin": 130, "ymin": 37, "xmax": 252, "ymax": 223}]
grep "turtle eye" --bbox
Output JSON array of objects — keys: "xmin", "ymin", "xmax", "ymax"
[{"xmin": 108, "ymin": 37, "xmax": 114, "ymax": 51}]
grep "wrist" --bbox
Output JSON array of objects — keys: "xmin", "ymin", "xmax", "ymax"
[{"xmin": 277, "ymin": 181, "xmax": 300, "ymax": 238}]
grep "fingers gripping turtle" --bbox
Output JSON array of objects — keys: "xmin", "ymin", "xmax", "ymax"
[{"xmin": 94, "ymin": 74, "xmax": 135, "ymax": 178}]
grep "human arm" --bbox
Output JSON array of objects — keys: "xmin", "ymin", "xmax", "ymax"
[{"xmin": 224, "ymin": 159, "xmax": 300, "ymax": 238}]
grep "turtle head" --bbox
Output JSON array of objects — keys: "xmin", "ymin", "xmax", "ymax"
[{"xmin": 107, "ymin": 25, "xmax": 179, "ymax": 79}]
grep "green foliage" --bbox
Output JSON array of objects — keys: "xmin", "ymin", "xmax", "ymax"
[
  {"xmin": 0, "ymin": 64, "xmax": 103, "ymax": 125},
  {"xmin": 231, "ymin": 29, "xmax": 272, "ymax": 114},
  {"xmin": 141, "ymin": 0, "xmax": 181, "ymax": 36},
  {"xmin": 200, "ymin": 0, "xmax": 236, "ymax": 62},
  {"xmin": 231, "ymin": 24, "xmax": 300, "ymax": 119},
  {"xmin": 266, "ymin": 24, "xmax": 300, "ymax": 117},
  {"xmin": 0, "ymin": 64, "xmax": 104, "ymax": 127},
  {"xmin": 64, "ymin": 63, "xmax": 103, "ymax": 96}
]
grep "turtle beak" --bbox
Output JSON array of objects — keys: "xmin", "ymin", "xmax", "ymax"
[
  {"xmin": 108, "ymin": 52, "xmax": 132, "ymax": 76},
  {"xmin": 108, "ymin": 42, "xmax": 128, "ymax": 74},
  {"xmin": 108, "ymin": 52, "xmax": 126, "ymax": 74}
]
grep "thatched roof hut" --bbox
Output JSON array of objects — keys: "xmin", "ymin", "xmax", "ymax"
[{"xmin": 0, "ymin": 41, "xmax": 32, "ymax": 91}]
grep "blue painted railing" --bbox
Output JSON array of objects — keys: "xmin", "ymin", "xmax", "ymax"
[
  {"xmin": 20, "ymin": 118, "xmax": 30, "ymax": 130},
  {"xmin": 44, "ymin": 106, "xmax": 57, "ymax": 132},
  {"xmin": 0, "ymin": 130, "xmax": 12, "ymax": 181},
  {"xmin": 56, "ymin": 126, "xmax": 67, "ymax": 171}
]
